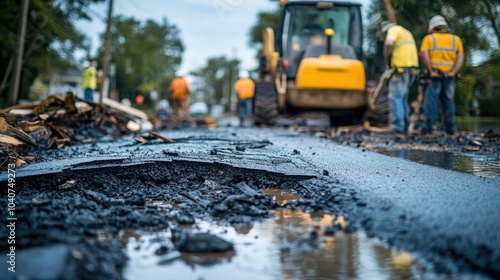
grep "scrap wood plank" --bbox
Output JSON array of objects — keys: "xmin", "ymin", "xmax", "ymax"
[
  {"xmin": 32, "ymin": 95, "xmax": 66, "ymax": 114},
  {"xmin": 64, "ymin": 92, "xmax": 78, "ymax": 114},
  {"xmin": 102, "ymin": 97, "xmax": 148, "ymax": 121},
  {"xmin": 0, "ymin": 134, "xmax": 25, "ymax": 146},
  {"xmin": 47, "ymin": 123, "xmax": 73, "ymax": 141},
  {"xmin": 148, "ymin": 132, "xmax": 175, "ymax": 143},
  {"xmin": 0, "ymin": 103, "xmax": 38, "ymax": 114},
  {"xmin": 0, "ymin": 117, "xmax": 38, "ymax": 146}
]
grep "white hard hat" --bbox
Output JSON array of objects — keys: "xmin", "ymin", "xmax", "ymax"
[
  {"xmin": 82, "ymin": 61, "xmax": 90, "ymax": 68},
  {"xmin": 239, "ymin": 70, "xmax": 249, "ymax": 79},
  {"xmin": 380, "ymin": 21, "xmax": 396, "ymax": 33},
  {"xmin": 428, "ymin": 15, "xmax": 448, "ymax": 32}
]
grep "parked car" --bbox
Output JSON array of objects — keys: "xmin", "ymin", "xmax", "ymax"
[{"xmin": 189, "ymin": 102, "xmax": 209, "ymax": 116}]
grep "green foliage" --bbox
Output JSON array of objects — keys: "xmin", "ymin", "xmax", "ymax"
[
  {"xmin": 190, "ymin": 56, "xmax": 240, "ymax": 110},
  {"xmin": 0, "ymin": 0, "xmax": 105, "ymax": 105},
  {"xmin": 30, "ymin": 77, "xmax": 49, "ymax": 100},
  {"xmin": 476, "ymin": 65, "xmax": 500, "ymax": 81},
  {"xmin": 248, "ymin": 9, "xmax": 281, "ymax": 48},
  {"xmin": 477, "ymin": 95, "xmax": 500, "ymax": 116},
  {"xmin": 455, "ymin": 74, "xmax": 476, "ymax": 116},
  {"xmin": 108, "ymin": 16, "xmax": 184, "ymax": 101},
  {"xmin": 248, "ymin": 1, "xmax": 281, "ymax": 61}
]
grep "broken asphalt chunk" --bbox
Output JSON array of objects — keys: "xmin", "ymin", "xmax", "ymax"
[{"xmin": 175, "ymin": 232, "xmax": 234, "ymax": 253}]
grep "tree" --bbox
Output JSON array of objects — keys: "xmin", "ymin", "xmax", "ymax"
[
  {"xmin": 437, "ymin": 0, "xmax": 500, "ymax": 51},
  {"xmin": 248, "ymin": 9, "xmax": 281, "ymax": 48},
  {"xmin": 108, "ymin": 16, "xmax": 184, "ymax": 102},
  {"xmin": 190, "ymin": 56, "xmax": 240, "ymax": 110},
  {"xmin": 248, "ymin": 1, "xmax": 281, "ymax": 62},
  {"xmin": 0, "ymin": 0, "xmax": 106, "ymax": 106}
]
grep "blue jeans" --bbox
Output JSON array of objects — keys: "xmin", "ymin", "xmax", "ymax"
[
  {"xmin": 423, "ymin": 77, "xmax": 456, "ymax": 134},
  {"xmin": 238, "ymin": 98, "xmax": 253, "ymax": 125},
  {"xmin": 84, "ymin": 88, "xmax": 94, "ymax": 102},
  {"xmin": 388, "ymin": 69, "xmax": 411, "ymax": 133}
]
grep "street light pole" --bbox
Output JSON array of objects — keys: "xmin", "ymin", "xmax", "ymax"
[
  {"xmin": 8, "ymin": 0, "xmax": 29, "ymax": 106},
  {"xmin": 100, "ymin": 0, "xmax": 114, "ymax": 104}
]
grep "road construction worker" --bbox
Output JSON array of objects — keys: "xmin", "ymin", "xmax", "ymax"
[
  {"xmin": 420, "ymin": 15, "xmax": 464, "ymax": 135},
  {"xmin": 81, "ymin": 61, "xmax": 98, "ymax": 102},
  {"xmin": 234, "ymin": 70, "xmax": 255, "ymax": 127},
  {"xmin": 169, "ymin": 75, "xmax": 190, "ymax": 122},
  {"xmin": 135, "ymin": 94, "xmax": 144, "ymax": 108},
  {"xmin": 380, "ymin": 21, "xmax": 419, "ymax": 134}
]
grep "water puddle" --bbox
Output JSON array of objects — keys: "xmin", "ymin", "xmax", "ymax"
[
  {"xmin": 260, "ymin": 188, "xmax": 303, "ymax": 205},
  {"xmin": 121, "ymin": 210, "xmax": 437, "ymax": 280},
  {"xmin": 372, "ymin": 148, "xmax": 500, "ymax": 180},
  {"xmin": 118, "ymin": 189, "xmax": 440, "ymax": 279}
]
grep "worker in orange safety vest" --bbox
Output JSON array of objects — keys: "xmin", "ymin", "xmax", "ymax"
[
  {"xmin": 234, "ymin": 70, "xmax": 255, "ymax": 127},
  {"xmin": 169, "ymin": 75, "xmax": 190, "ymax": 122}
]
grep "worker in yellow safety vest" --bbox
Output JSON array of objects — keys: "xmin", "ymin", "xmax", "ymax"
[
  {"xmin": 234, "ymin": 70, "xmax": 255, "ymax": 127},
  {"xmin": 81, "ymin": 61, "xmax": 98, "ymax": 102},
  {"xmin": 380, "ymin": 21, "xmax": 419, "ymax": 134},
  {"xmin": 169, "ymin": 75, "xmax": 190, "ymax": 122},
  {"xmin": 419, "ymin": 15, "xmax": 464, "ymax": 135}
]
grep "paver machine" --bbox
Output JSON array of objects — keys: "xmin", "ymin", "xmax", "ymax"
[{"xmin": 254, "ymin": 0, "xmax": 380, "ymax": 126}]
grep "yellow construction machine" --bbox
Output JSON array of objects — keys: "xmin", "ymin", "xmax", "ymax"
[{"xmin": 255, "ymin": 0, "xmax": 384, "ymax": 126}]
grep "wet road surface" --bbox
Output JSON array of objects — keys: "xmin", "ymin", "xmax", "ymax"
[{"xmin": 1, "ymin": 126, "xmax": 499, "ymax": 279}]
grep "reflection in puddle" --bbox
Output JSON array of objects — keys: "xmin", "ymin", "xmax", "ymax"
[
  {"xmin": 261, "ymin": 188, "xmax": 302, "ymax": 205},
  {"xmin": 372, "ymin": 148, "xmax": 500, "ymax": 180},
  {"xmin": 122, "ymin": 208, "xmax": 440, "ymax": 279}
]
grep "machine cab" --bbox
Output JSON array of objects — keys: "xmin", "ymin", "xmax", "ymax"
[{"xmin": 276, "ymin": 1, "xmax": 363, "ymax": 78}]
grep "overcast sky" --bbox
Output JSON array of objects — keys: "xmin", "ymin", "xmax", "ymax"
[{"xmin": 78, "ymin": 0, "xmax": 372, "ymax": 76}]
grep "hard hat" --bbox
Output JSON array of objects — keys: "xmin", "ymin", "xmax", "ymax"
[
  {"xmin": 82, "ymin": 61, "xmax": 90, "ymax": 68},
  {"xmin": 239, "ymin": 70, "xmax": 249, "ymax": 79},
  {"xmin": 380, "ymin": 21, "xmax": 396, "ymax": 33},
  {"xmin": 428, "ymin": 15, "xmax": 448, "ymax": 32}
]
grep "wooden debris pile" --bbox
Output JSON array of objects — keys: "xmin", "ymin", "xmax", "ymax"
[{"xmin": 0, "ymin": 93, "xmax": 153, "ymax": 168}]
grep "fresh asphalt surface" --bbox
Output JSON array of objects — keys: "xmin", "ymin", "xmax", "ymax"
[{"xmin": 10, "ymin": 126, "xmax": 500, "ymax": 277}]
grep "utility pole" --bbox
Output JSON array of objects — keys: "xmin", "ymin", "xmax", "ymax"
[
  {"xmin": 8, "ymin": 0, "xmax": 29, "ymax": 106},
  {"xmin": 383, "ymin": 0, "xmax": 397, "ymax": 24},
  {"xmin": 100, "ymin": 0, "xmax": 113, "ymax": 104}
]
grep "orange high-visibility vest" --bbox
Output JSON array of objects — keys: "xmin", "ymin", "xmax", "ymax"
[
  {"xmin": 234, "ymin": 78, "xmax": 255, "ymax": 100},
  {"xmin": 169, "ymin": 77, "xmax": 189, "ymax": 100}
]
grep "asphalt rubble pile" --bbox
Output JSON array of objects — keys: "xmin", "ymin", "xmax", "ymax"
[{"xmin": 0, "ymin": 94, "xmax": 154, "ymax": 169}]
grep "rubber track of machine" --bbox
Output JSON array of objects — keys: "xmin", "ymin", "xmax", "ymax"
[
  {"xmin": 253, "ymin": 81, "xmax": 278, "ymax": 126},
  {"xmin": 367, "ymin": 90, "xmax": 390, "ymax": 127}
]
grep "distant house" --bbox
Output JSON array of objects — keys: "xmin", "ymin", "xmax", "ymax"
[{"xmin": 46, "ymin": 69, "xmax": 83, "ymax": 98}]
